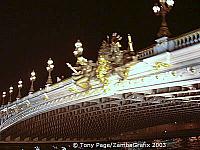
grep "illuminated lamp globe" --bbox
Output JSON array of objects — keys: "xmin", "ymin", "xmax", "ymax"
[
  {"xmin": 153, "ymin": 5, "xmax": 160, "ymax": 13},
  {"xmin": 75, "ymin": 40, "xmax": 82, "ymax": 48},
  {"xmin": 47, "ymin": 58, "xmax": 53, "ymax": 65},
  {"xmin": 166, "ymin": 0, "xmax": 174, "ymax": 6},
  {"xmin": 31, "ymin": 70, "xmax": 36, "ymax": 76}
]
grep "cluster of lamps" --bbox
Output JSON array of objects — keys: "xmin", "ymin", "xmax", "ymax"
[
  {"xmin": 153, "ymin": 0, "xmax": 175, "ymax": 37},
  {"xmin": 46, "ymin": 58, "xmax": 54, "ymax": 86},
  {"xmin": 1, "ymin": 58, "xmax": 54, "ymax": 106},
  {"xmin": 2, "ymin": 92, "xmax": 6, "ymax": 105},
  {"xmin": 16, "ymin": 80, "xmax": 22, "ymax": 100},
  {"xmin": 8, "ymin": 86, "xmax": 13, "ymax": 104},
  {"xmin": 29, "ymin": 70, "xmax": 36, "ymax": 94}
]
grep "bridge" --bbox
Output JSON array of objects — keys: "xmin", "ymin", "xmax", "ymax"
[{"xmin": 0, "ymin": 28, "xmax": 200, "ymax": 143}]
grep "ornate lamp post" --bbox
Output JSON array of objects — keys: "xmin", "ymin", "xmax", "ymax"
[
  {"xmin": 46, "ymin": 58, "xmax": 54, "ymax": 86},
  {"xmin": 29, "ymin": 70, "xmax": 36, "ymax": 94},
  {"xmin": 2, "ymin": 92, "xmax": 6, "ymax": 106},
  {"xmin": 153, "ymin": 0, "xmax": 175, "ymax": 37},
  {"xmin": 8, "ymin": 86, "xmax": 13, "ymax": 104},
  {"xmin": 17, "ymin": 79, "xmax": 22, "ymax": 100}
]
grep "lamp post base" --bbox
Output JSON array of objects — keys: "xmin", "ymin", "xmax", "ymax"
[
  {"xmin": 46, "ymin": 75, "xmax": 53, "ymax": 85},
  {"xmin": 157, "ymin": 25, "xmax": 171, "ymax": 38}
]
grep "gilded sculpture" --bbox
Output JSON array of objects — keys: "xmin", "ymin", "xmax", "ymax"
[{"xmin": 67, "ymin": 34, "xmax": 138, "ymax": 89}]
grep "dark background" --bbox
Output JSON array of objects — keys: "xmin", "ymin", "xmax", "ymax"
[{"xmin": 0, "ymin": 0, "xmax": 199, "ymax": 102}]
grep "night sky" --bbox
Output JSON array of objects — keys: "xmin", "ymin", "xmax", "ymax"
[{"xmin": 0, "ymin": 0, "xmax": 199, "ymax": 101}]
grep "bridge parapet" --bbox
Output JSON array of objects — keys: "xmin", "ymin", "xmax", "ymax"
[
  {"xmin": 138, "ymin": 28, "xmax": 200, "ymax": 59},
  {"xmin": 171, "ymin": 28, "xmax": 200, "ymax": 50},
  {"xmin": 138, "ymin": 45, "xmax": 155, "ymax": 59}
]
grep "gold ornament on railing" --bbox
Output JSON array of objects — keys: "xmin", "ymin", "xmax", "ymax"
[
  {"xmin": 96, "ymin": 55, "xmax": 111, "ymax": 86},
  {"xmin": 153, "ymin": 61, "xmax": 171, "ymax": 70}
]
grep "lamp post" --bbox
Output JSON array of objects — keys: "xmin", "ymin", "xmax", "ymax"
[
  {"xmin": 17, "ymin": 79, "xmax": 22, "ymax": 100},
  {"xmin": 29, "ymin": 70, "xmax": 36, "ymax": 94},
  {"xmin": 2, "ymin": 92, "xmax": 6, "ymax": 106},
  {"xmin": 46, "ymin": 58, "xmax": 54, "ymax": 86},
  {"xmin": 8, "ymin": 86, "xmax": 13, "ymax": 104},
  {"xmin": 153, "ymin": 0, "xmax": 175, "ymax": 37}
]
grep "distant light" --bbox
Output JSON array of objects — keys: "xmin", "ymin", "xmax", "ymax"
[
  {"xmin": 18, "ymin": 84, "xmax": 22, "ymax": 88},
  {"xmin": 47, "ymin": 58, "xmax": 53, "ymax": 65},
  {"xmin": 166, "ymin": 0, "xmax": 174, "ymax": 6},
  {"xmin": 2, "ymin": 91, "xmax": 6, "ymax": 97},
  {"xmin": 9, "ymin": 86, "xmax": 13, "ymax": 93},
  {"xmin": 18, "ymin": 80, "xmax": 22, "ymax": 85},
  {"xmin": 153, "ymin": 5, "xmax": 160, "ymax": 13},
  {"xmin": 75, "ymin": 40, "xmax": 82, "ymax": 48},
  {"xmin": 30, "ymin": 70, "xmax": 36, "ymax": 81},
  {"xmin": 18, "ymin": 79, "xmax": 23, "ymax": 88},
  {"xmin": 31, "ymin": 70, "xmax": 36, "ymax": 76},
  {"xmin": 50, "ymin": 64, "xmax": 54, "ymax": 68},
  {"xmin": 46, "ymin": 66, "xmax": 50, "ymax": 71}
]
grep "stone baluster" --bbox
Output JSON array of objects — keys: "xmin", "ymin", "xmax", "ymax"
[
  {"xmin": 182, "ymin": 38, "xmax": 186, "ymax": 46},
  {"xmin": 170, "ymin": 28, "xmax": 200, "ymax": 51},
  {"xmin": 190, "ymin": 35, "xmax": 194, "ymax": 44},
  {"xmin": 186, "ymin": 36, "xmax": 190, "ymax": 45},
  {"xmin": 194, "ymin": 33, "xmax": 198, "ymax": 43}
]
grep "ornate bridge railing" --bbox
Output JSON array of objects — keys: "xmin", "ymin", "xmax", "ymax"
[
  {"xmin": 172, "ymin": 28, "xmax": 200, "ymax": 50},
  {"xmin": 138, "ymin": 28, "xmax": 200, "ymax": 59}
]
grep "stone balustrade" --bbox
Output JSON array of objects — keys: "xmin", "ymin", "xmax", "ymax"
[
  {"xmin": 171, "ymin": 28, "xmax": 200, "ymax": 50},
  {"xmin": 138, "ymin": 45, "xmax": 155, "ymax": 59},
  {"xmin": 138, "ymin": 28, "xmax": 200, "ymax": 59}
]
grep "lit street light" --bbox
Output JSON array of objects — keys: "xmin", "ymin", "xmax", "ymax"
[
  {"xmin": 74, "ymin": 40, "xmax": 83, "ymax": 54},
  {"xmin": 29, "ymin": 70, "xmax": 36, "ymax": 94},
  {"xmin": 2, "ymin": 92, "xmax": 6, "ymax": 106},
  {"xmin": 46, "ymin": 58, "xmax": 54, "ymax": 86},
  {"xmin": 9, "ymin": 86, "xmax": 13, "ymax": 104},
  {"xmin": 153, "ymin": 0, "xmax": 175, "ymax": 37},
  {"xmin": 17, "ymin": 79, "xmax": 23, "ymax": 100}
]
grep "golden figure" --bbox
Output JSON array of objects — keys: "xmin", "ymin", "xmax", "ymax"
[
  {"xmin": 110, "ymin": 33, "xmax": 123, "ymax": 67},
  {"xmin": 96, "ymin": 39, "xmax": 112, "ymax": 86},
  {"xmin": 112, "ymin": 33, "xmax": 138, "ymax": 79},
  {"xmin": 96, "ymin": 55, "xmax": 111, "ymax": 86},
  {"xmin": 96, "ymin": 33, "xmax": 138, "ymax": 81}
]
